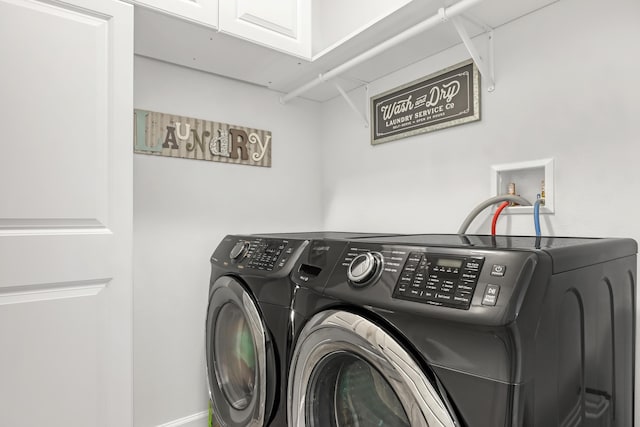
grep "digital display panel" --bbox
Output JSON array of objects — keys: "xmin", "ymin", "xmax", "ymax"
[{"xmin": 436, "ymin": 258, "xmax": 463, "ymax": 268}]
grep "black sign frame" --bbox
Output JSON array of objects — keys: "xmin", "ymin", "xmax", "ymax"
[{"xmin": 371, "ymin": 59, "xmax": 481, "ymax": 144}]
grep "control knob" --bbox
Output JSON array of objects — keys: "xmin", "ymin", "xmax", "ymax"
[
  {"xmin": 230, "ymin": 241, "xmax": 249, "ymax": 262},
  {"xmin": 347, "ymin": 252, "xmax": 384, "ymax": 287}
]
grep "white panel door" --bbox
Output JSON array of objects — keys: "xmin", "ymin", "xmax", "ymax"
[
  {"xmin": 0, "ymin": 0, "xmax": 133, "ymax": 426},
  {"xmin": 131, "ymin": 0, "xmax": 218, "ymax": 28},
  {"xmin": 219, "ymin": 0, "xmax": 311, "ymax": 58}
]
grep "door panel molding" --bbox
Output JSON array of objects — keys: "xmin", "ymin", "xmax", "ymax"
[
  {"xmin": 0, "ymin": 278, "xmax": 109, "ymax": 305},
  {"xmin": 0, "ymin": 218, "xmax": 110, "ymax": 236}
]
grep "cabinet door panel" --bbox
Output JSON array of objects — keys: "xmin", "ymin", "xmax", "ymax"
[
  {"xmin": 219, "ymin": 0, "xmax": 310, "ymax": 58},
  {"xmin": 133, "ymin": 0, "xmax": 218, "ymax": 28}
]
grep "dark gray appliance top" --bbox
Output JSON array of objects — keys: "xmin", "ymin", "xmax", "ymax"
[
  {"xmin": 254, "ymin": 231, "xmax": 402, "ymax": 240},
  {"xmin": 355, "ymin": 234, "xmax": 637, "ymax": 273}
]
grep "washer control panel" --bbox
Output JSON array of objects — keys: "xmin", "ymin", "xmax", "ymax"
[
  {"xmin": 327, "ymin": 240, "xmax": 537, "ymax": 320},
  {"xmin": 393, "ymin": 253, "xmax": 484, "ymax": 309},
  {"xmin": 212, "ymin": 236, "xmax": 300, "ymax": 273}
]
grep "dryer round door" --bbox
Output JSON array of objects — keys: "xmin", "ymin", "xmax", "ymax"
[
  {"xmin": 206, "ymin": 276, "xmax": 273, "ymax": 427},
  {"xmin": 288, "ymin": 310, "xmax": 457, "ymax": 427}
]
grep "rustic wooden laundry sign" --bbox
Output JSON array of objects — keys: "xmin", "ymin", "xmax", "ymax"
[
  {"xmin": 134, "ymin": 109, "xmax": 271, "ymax": 167},
  {"xmin": 371, "ymin": 59, "xmax": 480, "ymax": 144}
]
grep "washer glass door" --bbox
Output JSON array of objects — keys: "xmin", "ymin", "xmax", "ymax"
[
  {"xmin": 206, "ymin": 276, "xmax": 269, "ymax": 427},
  {"xmin": 308, "ymin": 352, "xmax": 410, "ymax": 426},
  {"xmin": 289, "ymin": 310, "xmax": 457, "ymax": 427}
]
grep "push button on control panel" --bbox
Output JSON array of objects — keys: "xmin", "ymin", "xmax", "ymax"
[
  {"xmin": 482, "ymin": 284, "xmax": 500, "ymax": 306},
  {"xmin": 490, "ymin": 264, "xmax": 506, "ymax": 277}
]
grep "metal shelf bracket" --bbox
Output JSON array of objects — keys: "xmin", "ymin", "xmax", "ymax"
[
  {"xmin": 449, "ymin": 14, "xmax": 495, "ymax": 92},
  {"xmin": 335, "ymin": 83, "xmax": 369, "ymax": 128}
]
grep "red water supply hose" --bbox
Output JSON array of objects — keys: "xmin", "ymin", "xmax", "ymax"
[{"xmin": 491, "ymin": 201, "xmax": 511, "ymax": 235}]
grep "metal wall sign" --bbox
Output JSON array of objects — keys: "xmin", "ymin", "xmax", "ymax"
[
  {"xmin": 134, "ymin": 109, "xmax": 271, "ymax": 167},
  {"xmin": 371, "ymin": 60, "xmax": 480, "ymax": 144}
]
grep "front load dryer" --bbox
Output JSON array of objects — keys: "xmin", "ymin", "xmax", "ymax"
[
  {"xmin": 287, "ymin": 234, "xmax": 636, "ymax": 426},
  {"xmin": 206, "ymin": 233, "xmax": 310, "ymax": 427}
]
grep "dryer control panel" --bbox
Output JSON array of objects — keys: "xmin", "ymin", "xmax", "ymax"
[
  {"xmin": 232, "ymin": 239, "xmax": 293, "ymax": 271},
  {"xmin": 393, "ymin": 252, "xmax": 484, "ymax": 309}
]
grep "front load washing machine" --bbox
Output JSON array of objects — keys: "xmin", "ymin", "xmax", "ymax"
[
  {"xmin": 206, "ymin": 232, "xmax": 400, "ymax": 427},
  {"xmin": 288, "ymin": 234, "xmax": 636, "ymax": 426}
]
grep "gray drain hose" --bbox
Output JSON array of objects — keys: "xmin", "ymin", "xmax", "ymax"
[{"xmin": 458, "ymin": 195, "xmax": 532, "ymax": 234}]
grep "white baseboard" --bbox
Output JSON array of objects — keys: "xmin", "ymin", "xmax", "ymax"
[{"xmin": 156, "ymin": 410, "xmax": 209, "ymax": 427}]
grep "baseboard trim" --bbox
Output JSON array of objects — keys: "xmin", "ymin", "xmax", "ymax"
[{"xmin": 156, "ymin": 410, "xmax": 208, "ymax": 427}]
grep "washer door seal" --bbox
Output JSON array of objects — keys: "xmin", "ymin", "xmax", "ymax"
[
  {"xmin": 288, "ymin": 310, "xmax": 458, "ymax": 427},
  {"xmin": 205, "ymin": 276, "xmax": 273, "ymax": 427}
]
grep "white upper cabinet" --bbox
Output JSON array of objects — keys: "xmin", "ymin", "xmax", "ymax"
[
  {"xmin": 218, "ymin": 0, "xmax": 311, "ymax": 58},
  {"xmin": 135, "ymin": 0, "xmax": 560, "ymax": 101},
  {"xmin": 132, "ymin": 0, "xmax": 310, "ymax": 57},
  {"xmin": 132, "ymin": 0, "xmax": 219, "ymax": 28}
]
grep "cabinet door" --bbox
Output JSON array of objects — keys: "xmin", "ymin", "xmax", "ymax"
[
  {"xmin": 0, "ymin": 0, "xmax": 133, "ymax": 426},
  {"xmin": 132, "ymin": 0, "xmax": 218, "ymax": 28},
  {"xmin": 219, "ymin": 0, "xmax": 311, "ymax": 58}
]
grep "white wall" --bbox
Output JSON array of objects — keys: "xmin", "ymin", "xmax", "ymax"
[
  {"xmin": 311, "ymin": 0, "xmax": 411, "ymax": 55},
  {"xmin": 133, "ymin": 56, "xmax": 323, "ymax": 426},
  {"xmin": 321, "ymin": 0, "xmax": 640, "ymax": 241}
]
